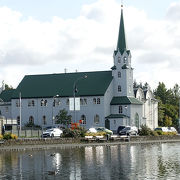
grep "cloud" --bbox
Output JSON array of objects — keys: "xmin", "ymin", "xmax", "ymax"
[{"xmin": 0, "ymin": 0, "xmax": 180, "ymax": 90}]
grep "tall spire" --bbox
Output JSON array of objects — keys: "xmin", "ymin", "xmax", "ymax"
[{"xmin": 116, "ymin": 4, "xmax": 127, "ymax": 54}]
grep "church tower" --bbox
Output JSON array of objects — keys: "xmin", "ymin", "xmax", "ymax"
[{"xmin": 112, "ymin": 5, "xmax": 134, "ymax": 97}]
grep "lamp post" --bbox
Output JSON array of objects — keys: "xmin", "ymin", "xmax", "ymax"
[
  {"xmin": 73, "ymin": 75, "xmax": 87, "ymax": 123},
  {"xmin": 52, "ymin": 94, "xmax": 59, "ymax": 125},
  {"xmin": 19, "ymin": 92, "xmax": 22, "ymax": 135}
]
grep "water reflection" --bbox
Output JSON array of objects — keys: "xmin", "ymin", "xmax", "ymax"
[{"xmin": 1, "ymin": 143, "xmax": 180, "ymax": 179}]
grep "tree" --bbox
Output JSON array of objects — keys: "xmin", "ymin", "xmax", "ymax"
[
  {"xmin": 5, "ymin": 84, "xmax": 13, "ymax": 90},
  {"xmin": 56, "ymin": 109, "xmax": 72, "ymax": 128}
]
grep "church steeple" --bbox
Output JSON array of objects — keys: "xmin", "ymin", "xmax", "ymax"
[{"xmin": 116, "ymin": 5, "xmax": 127, "ymax": 54}]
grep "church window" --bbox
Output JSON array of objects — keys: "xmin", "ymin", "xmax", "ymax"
[
  {"xmin": 118, "ymin": 57, "xmax": 121, "ymax": 63},
  {"xmin": 93, "ymin": 98, "xmax": 96, "ymax": 104},
  {"xmin": 84, "ymin": 99, "xmax": 87, "ymax": 105},
  {"xmin": 119, "ymin": 106, "xmax": 123, "ymax": 114},
  {"xmin": 118, "ymin": 72, "xmax": 121, "ymax": 78},
  {"xmin": 118, "ymin": 85, "xmax": 121, "ymax": 92},
  {"xmin": 43, "ymin": 115, "xmax": 46, "ymax": 125},
  {"xmin": 80, "ymin": 98, "xmax": 83, "ymax": 105},
  {"xmin": 17, "ymin": 116, "xmax": 20, "ymax": 125},
  {"xmin": 5, "ymin": 107, "xmax": 8, "ymax": 112},
  {"xmin": 66, "ymin": 99, "xmax": 69, "ymax": 106},
  {"xmin": 124, "ymin": 57, "xmax": 127, "ymax": 63},
  {"xmin": 29, "ymin": 116, "xmax": 34, "ymax": 124},
  {"xmin": 97, "ymin": 98, "xmax": 100, "ymax": 104},
  {"xmin": 41, "ymin": 99, "xmax": 47, "ymax": 106},
  {"xmin": 114, "ymin": 120, "xmax": 116, "ymax": 125},
  {"xmin": 94, "ymin": 114, "xmax": 100, "ymax": 124},
  {"xmin": 16, "ymin": 100, "xmax": 20, "ymax": 107},
  {"xmin": 81, "ymin": 115, "xmax": 86, "ymax": 124}
]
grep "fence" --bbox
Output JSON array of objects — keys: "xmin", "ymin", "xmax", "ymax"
[{"xmin": 5, "ymin": 129, "xmax": 42, "ymax": 138}]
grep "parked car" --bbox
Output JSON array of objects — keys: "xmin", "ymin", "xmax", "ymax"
[
  {"xmin": 42, "ymin": 128, "xmax": 63, "ymax": 138},
  {"xmin": 117, "ymin": 126, "xmax": 126, "ymax": 135},
  {"xmin": 119, "ymin": 126, "xmax": 138, "ymax": 136},
  {"xmin": 154, "ymin": 127, "xmax": 169, "ymax": 132},
  {"xmin": 87, "ymin": 127, "xmax": 113, "ymax": 135},
  {"xmin": 168, "ymin": 127, "xmax": 177, "ymax": 133}
]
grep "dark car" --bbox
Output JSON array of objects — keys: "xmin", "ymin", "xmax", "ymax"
[{"xmin": 117, "ymin": 126, "xmax": 126, "ymax": 135}]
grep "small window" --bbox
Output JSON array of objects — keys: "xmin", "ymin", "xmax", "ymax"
[
  {"xmin": 29, "ymin": 116, "xmax": 34, "ymax": 124},
  {"xmin": 16, "ymin": 100, "xmax": 20, "ymax": 107},
  {"xmin": 114, "ymin": 120, "xmax": 116, "ymax": 125},
  {"xmin": 124, "ymin": 57, "xmax": 127, "ymax": 63},
  {"xmin": 43, "ymin": 116, "xmax": 46, "ymax": 125},
  {"xmin": 97, "ymin": 98, "xmax": 100, "ymax": 104},
  {"xmin": 32, "ymin": 100, "xmax": 35, "ymax": 106},
  {"xmin": 55, "ymin": 115, "xmax": 59, "ymax": 124},
  {"xmin": 81, "ymin": 115, "xmax": 86, "ymax": 124},
  {"xmin": 84, "ymin": 99, "xmax": 87, "ymax": 105},
  {"xmin": 94, "ymin": 114, "xmax": 100, "ymax": 124},
  {"xmin": 118, "ymin": 72, "xmax": 121, "ymax": 78},
  {"xmin": 66, "ymin": 99, "xmax": 69, "ymax": 106},
  {"xmin": 118, "ymin": 85, "xmax": 121, "ymax": 92},
  {"xmin": 80, "ymin": 98, "xmax": 83, "ymax": 105},
  {"xmin": 5, "ymin": 107, "xmax": 8, "ymax": 112},
  {"xmin": 17, "ymin": 116, "xmax": 20, "ymax": 125},
  {"xmin": 93, "ymin": 98, "xmax": 96, "ymax": 104},
  {"xmin": 119, "ymin": 106, "xmax": 123, "ymax": 114},
  {"xmin": 118, "ymin": 57, "xmax": 121, "ymax": 63}
]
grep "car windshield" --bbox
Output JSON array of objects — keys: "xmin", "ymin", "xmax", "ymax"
[{"xmin": 124, "ymin": 127, "xmax": 130, "ymax": 130}]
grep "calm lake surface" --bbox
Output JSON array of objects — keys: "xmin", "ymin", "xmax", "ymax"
[{"xmin": 0, "ymin": 142, "xmax": 180, "ymax": 180}]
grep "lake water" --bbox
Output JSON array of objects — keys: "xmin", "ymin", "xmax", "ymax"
[{"xmin": 0, "ymin": 142, "xmax": 180, "ymax": 179}]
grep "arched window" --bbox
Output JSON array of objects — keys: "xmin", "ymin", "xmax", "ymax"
[
  {"xmin": 97, "ymin": 98, "xmax": 100, "ymax": 104},
  {"xmin": 93, "ymin": 98, "xmax": 96, "ymax": 104},
  {"xmin": 135, "ymin": 113, "xmax": 139, "ymax": 128},
  {"xmin": 118, "ymin": 85, "xmax": 121, "ymax": 92},
  {"xmin": 16, "ymin": 100, "xmax": 20, "ymax": 107},
  {"xmin": 41, "ymin": 99, "xmax": 44, "ymax": 106},
  {"xmin": 118, "ymin": 57, "xmax": 121, "ymax": 63},
  {"xmin": 80, "ymin": 98, "xmax": 83, "ymax": 105},
  {"xmin": 119, "ymin": 106, "xmax": 123, "ymax": 114},
  {"xmin": 84, "ymin": 99, "xmax": 87, "ymax": 105},
  {"xmin": 81, "ymin": 115, "xmax": 86, "ymax": 124},
  {"xmin": 118, "ymin": 72, "xmax": 121, "ymax": 78},
  {"xmin": 43, "ymin": 116, "xmax": 46, "ymax": 125},
  {"xmin": 124, "ymin": 57, "xmax": 127, "ymax": 63},
  {"xmin": 32, "ymin": 100, "xmax": 35, "ymax": 106},
  {"xmin": 17, "ymin": 116, "xmax": 20, "ymax": 125},
  {"xmin": 29, "ymin": 116, "xmax": 34, "ymax": 124},
  {"xmin": 66, "ymin": 99, "xmax": 69, "ymax": 105},
  {"xmin": 55, "ymin": 115, "xmax": 59, "ymax": 124},
  {"xmin": 94, "ymin": 114, "xmax": 100, "ymax": 124}
]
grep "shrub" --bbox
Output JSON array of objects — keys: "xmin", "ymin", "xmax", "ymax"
[
  {"xmin": 11, "ymin": 134, "xmax": 18, "ymax": 139},
  {"xmin": 139, "ymin": 125, "xmax": 155, "ymax": 136},
  {"xmin": 85, "ymin": 132, "xmax": 106, "ymax": 137},
  {"xmin": 3, "ymin": 133, "xmax": 12, "ymax": 140},
  {"xmin": 62, "ymin": 127, "xmax": 87, "ymax": 138},
  {"xmin": 0, "ymin": 134, "xmax": 3, "ymax": 139}
]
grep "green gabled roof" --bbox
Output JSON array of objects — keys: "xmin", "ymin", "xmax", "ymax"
[
  {"xmin": 110, "ymin": 96, "xmax": 143, "ymax": 105},
  {"xmin": 12, "ymin": 71, "xmax": 113, "ymax": 99},
  {"xmin": 111, "ymin": 65, "xmax": 117, "ymax": 70},
  {"xmin": 117, "ymin": 8, "xmax": 127, "ymax": 54},
  {"xmin": 0, "ymin": 89, "xmax": 15, "ymax": 102},
  {"xmin": 106, "ymin": 114, "xmax": 128, "ymax": 119}
]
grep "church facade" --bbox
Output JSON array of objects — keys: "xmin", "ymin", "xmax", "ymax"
[{"xmin": 0, "ymin": 6, "xmax": 158, "ymax": 132}]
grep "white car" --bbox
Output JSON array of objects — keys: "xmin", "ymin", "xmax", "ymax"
[
  {"xmin": 87, "ymin": 128, "xmax": 97, "ymax": 133},
  {"xmin": 168, "ymin": 127, "xmax": 177, "ymax": 133},
  {"xmin": 42, "ymin": 128, "xmax": 63, "ymax": 138}
]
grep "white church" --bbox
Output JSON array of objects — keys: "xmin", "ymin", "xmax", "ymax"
[{"xmin": 0, "ymin": 6, "xmax": 158, "ymax": 132}]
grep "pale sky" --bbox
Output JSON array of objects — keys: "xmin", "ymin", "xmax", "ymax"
[{"xmin": 0, "ymin": 0, "xmax": 180, "ymax": 90}]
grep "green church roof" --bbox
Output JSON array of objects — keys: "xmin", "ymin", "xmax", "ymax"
[
  {"xmin": 12, "ymin": 71, "xmax": 113, "ymax": 99},
  {"xmin": 0, "ymin": 89, "xmax": 15, "ymax": 102},
  {"xmin": 110, "ymin": 96, "xmax": 143, "ymax": 105},
  {"xmin": 117, "ymin": 8, "xmax": 127, "ymax": 54}
]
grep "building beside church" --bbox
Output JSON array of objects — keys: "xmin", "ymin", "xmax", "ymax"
[{"xmin": 0, "ymin": 6, "xmax": 158, "ymax": 132}]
